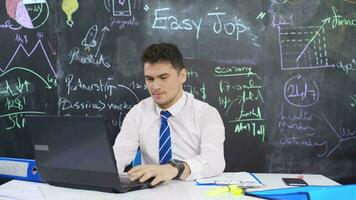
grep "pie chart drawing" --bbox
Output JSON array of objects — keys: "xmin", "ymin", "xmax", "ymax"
[{"xmin": 6, "ymin": 0, "xmax": 49, "ymax": 29}]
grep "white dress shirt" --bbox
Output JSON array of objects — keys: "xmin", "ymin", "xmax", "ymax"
[{"xmin": 113, "ymin": 91, "xmax": 225, "ymax": 181}]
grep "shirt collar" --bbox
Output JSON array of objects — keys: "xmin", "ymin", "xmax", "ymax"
[{"xmin": 155, "ymin": 91, "xmax": 187, "ymax": 117}]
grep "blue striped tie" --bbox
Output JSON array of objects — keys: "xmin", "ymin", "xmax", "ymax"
[{"xmin": 159, "ymin": 111, "xmax": 172, "ymax": 164}]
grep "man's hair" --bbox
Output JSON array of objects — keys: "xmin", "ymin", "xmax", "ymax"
[{"xmin": 141, "ymin": 43, "xmax": 184, "ymax": 71}]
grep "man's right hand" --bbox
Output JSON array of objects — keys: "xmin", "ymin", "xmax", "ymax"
[{"xmin": 128, "ymin": 164, "xmax": 178, "ymax": 186}]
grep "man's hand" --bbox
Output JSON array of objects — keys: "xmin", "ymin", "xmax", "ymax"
[{"xmin": 128, "ymin": 164, "xmax": 178, "ymax": 186}]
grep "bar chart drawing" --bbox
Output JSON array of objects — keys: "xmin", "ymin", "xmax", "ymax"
[{"xmin": 278, "ymin": 25, "xmax": 334, "ymax": 70}]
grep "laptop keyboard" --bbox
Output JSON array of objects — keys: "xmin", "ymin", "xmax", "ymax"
[
  {"xmin": 119, "ymin": 173, "xmax": 150, "ymax": 186},
  {"xmin": 118, "ymin": 173, "xmax": 154, "ymax": 192},
  {"xmin": 119, "ymin": 174, "xmax": 132, "ymax": 185}
]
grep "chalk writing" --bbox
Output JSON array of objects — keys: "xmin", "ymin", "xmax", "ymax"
[
  {"xmin": 0, "ymin": 79, "xmax": 30, "ymax": 98},
  {"xmin": 350, "ymin": 93, "xmax": 356, "ymax": 107},
  {"xmin": 280, "ymin": 134, "xmax": 328, "ymax": 157},
  {"xmin": 69, "ymin": 48, "xmax": 111, "ymax": 68},
  {"xmin": 69, "ymin": 25, "xmax": 111, "ymax": 68},
  {"xmin": 321, "ymin": 112, "xmax": 356, "ymax": 157},
  {"xmin": 0, "ymin": 112, "xmax": 46, "ymax": 130},
  {"xmin": 216, "ymin": 65, "xmax": 265, "ymax": 142},
  {"xmin": 58, "ymin": 98, "xmax": 133, "ymax": 112},
  {"xmin": 128, "ymin": 81, "xmax": 147, "ymax": 90},
  {"xmin": 185, "ymin": 69, "xmax": 207, "ymax": 101},
  {"xmin": 152, "ymin": 8, "xmax": 202, "ymax": 39},
  {"xmin": 269, "ymin": 0, "xmax": 294, "ymax": 28},
  {"xmin": 277, "ymin": 103, "xmax": 320, "ymax": 136},
  {"xmin": 1, "ymin": 67, "xmax": 56, "ymax": 89},
  {"xmin": 15, "ymin": 34, "xmax": 28, "ymax": 44},
  {"xmin": 214, "ymin": 65, "xmax": 261, "ymax": 79},
  {"xmin": 0, "ymin": 20, "xmax": 22, "ymax": 30},
  {"xmin": 233, "ymin": 122, "xmax": 265, "ymax": 140},
  {"xmin": 219, "ymin": 79, "xmax": 261, "ymax": 93},
  {"xmin": 185, "ymin": 83, "xmax": 207, "ymax": 102},
  {"xmin": 110, "ymin": 16, "xmax": 139, "ymax": 29},
  {"xmin": 0, "ymin": 73, "xmax": 55, "ymax": 130},
  {"xmin": 322, "ymin": 6, "xmax": 356, "ymax": 29},
  {"xmin": 256, "ymin": 12, "xmax": 266, "ymax": 20},
  {"xmin": 277, "ymin": 5, "xmax": 356, "ymax": 71},
  {"xmin": 0, "ymin": 37, "xmax": 57, "ymax": 130},
  {"xmin": 278, "ymin": 103, "xmax": 356, "ymax": 158},
  {"xmin": 5, "ymin": 96, "xmax": 26, "ymax": 111},
  {"xmin": 186, "ymin": 68, "xmax": 198, "ymax": 78},
  {"xmin": 284, "ymin": 74, "xmax": 319, "ymax": 108},
  {"xmin": 335, "ymin": 59, "xmax": 355, "ymax": 75},
  {"xmin": 208, "ymin": 12, "xmax": 248, "ymax": 41},
  {"xmin": 64, "ymin": 74, "xmax": 138, "ymax": 101},
  {"xmin": 151, "ymin": 8, "xmax": 249, "ymax": 41}
]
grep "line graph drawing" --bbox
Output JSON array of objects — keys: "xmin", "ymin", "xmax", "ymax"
[
  {"xmin": 0, "ymin": 39, "xmax": 57, "ymax": 78},
  {"xmin": 278, "ymin": 25, "xmax": 334, "ymax": 70}
]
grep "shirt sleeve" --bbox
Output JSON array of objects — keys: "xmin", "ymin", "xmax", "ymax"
[
  {"xmin": 113, "ymin": 106, "xmax": 140, "ymax": 173},
  {"xmin": 184, "ymin": 107, "xmax": 225, "ymax": 181}
]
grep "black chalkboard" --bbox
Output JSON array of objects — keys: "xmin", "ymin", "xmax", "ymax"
[{"xmin": 0, "ymin": 0, "xmax": 355, "ymax": 183}]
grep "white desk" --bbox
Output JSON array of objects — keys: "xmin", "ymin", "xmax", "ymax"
[{"xmin": 0, "ymin": 173, "xmax": 339, "ymax": 200}]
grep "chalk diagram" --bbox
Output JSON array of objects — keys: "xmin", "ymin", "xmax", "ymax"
[
  {"xmin": 0, "ymin": 40, "xmax": 57, "ymax": 79},
  {"xmin": 0, "ymin": 40, "xmax": 57, "ymax": 129},
  {"xmin": 104, "ymin": 0, "xmax": 132, "ymax": 16},
  {"xmin": 6, "ymin": 0, "xmax": 49, "ymax": 29},
  {"xmin": 278, "ymin": 25, "xmax": 334, "ymax": 70}
]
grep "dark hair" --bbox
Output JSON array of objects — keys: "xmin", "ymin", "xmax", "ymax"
[{"xmin": 141, "ymin": 43, "xmax": 184, "ymax": 71}]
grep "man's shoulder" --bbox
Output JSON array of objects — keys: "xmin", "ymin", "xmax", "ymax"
[
  {"xmin": 185, "ymin": 92, "xmax": 224, "ymax": 125},
  {"xmin": 186, "ymin": 92, "xmax": 217, "ymax": 112},
  {"xmin": 131, "ymin": 96, "xmax": 154, "ymax": 111}
]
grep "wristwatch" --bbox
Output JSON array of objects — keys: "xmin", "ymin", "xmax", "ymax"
[{"xmin": 168, "ymin": 159, "xmax": 185, "ymax": 180}]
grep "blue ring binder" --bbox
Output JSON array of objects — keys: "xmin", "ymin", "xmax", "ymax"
[{"xmin": 0, "ymin": 157, "xmax": 42, "ymax": 182}]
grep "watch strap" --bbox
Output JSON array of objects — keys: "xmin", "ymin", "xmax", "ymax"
[{"xmin": 169, "ymin": 159, "xmax": 185, "ymax": 180}]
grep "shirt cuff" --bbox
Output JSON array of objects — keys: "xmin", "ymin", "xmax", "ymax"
[{"xmin": 184, "ymin": 158, "xmax": 205, "ymax": 181}]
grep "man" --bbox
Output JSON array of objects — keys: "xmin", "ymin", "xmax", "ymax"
[{"xmin": 113, "ymin": 43, "xmax": 225, "ymax": 186}]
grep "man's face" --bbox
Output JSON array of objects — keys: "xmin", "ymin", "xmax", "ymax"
[{"xmin": 144, "ymin": 61, "xmax": 187, "ymax": 109}]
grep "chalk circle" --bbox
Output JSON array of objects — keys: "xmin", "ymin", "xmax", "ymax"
[{"xmin": 7, "ymin": 0, "xmax": 49, "ymax": 29}]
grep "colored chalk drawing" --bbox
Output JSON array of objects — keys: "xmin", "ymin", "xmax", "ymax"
[
  {"xmin": 6, "ymin": 0, "xmax": 49, "ymax": 29},
  {"xmin": 62, "ymin": 0, "xmax": 79, "ymax": 27}
]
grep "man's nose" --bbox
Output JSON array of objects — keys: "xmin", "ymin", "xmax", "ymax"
[{"xmin": 153, "ymin": 79, "xmax": 160, "ymax": 90}]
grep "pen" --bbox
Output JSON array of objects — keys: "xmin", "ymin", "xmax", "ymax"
[{"xmin": 196, "ymin": 183, "xmax": 229, "ymax": 186}]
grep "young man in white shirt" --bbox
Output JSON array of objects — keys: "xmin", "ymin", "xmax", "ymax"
[{"xmin": 113, "ymin": 43, "xmax": 225, "ymax": 186}]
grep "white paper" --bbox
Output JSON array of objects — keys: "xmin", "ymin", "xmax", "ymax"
[
  {"xmin": 0, "ymin": 182, "xmax": 46, "ymax": 200},
  {"xmin": 196, "ymin": 172, "xmax": 263, "ymax": 187}
]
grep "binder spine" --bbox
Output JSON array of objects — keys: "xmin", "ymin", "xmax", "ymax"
[{"xmin": 0, "ymin": 157, "xmax": 42, "ymax": 182}]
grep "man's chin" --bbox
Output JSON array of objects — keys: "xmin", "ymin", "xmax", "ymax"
[{"xmin": 153, "ymin": 99, "xmax": 169, "ymax": 108}]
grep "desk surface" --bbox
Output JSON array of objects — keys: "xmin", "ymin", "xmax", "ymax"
[{"xmin": 0, "ymin": 173, "xmax": 340, "ymax": 200}]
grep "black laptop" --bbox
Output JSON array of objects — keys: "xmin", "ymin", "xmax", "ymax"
[{"xmin": 25, "ymin": 115, "xmax": 153, "ymax": 193}]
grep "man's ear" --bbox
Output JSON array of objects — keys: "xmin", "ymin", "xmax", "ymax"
[{"xmin": 180, "ymin": 68, "xmax": 187, "ymax": 83}]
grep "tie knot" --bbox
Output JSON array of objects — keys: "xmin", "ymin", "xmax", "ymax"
[{"xmin": 160, "ymin": 110, "xmax": 171, "ymax": 120}]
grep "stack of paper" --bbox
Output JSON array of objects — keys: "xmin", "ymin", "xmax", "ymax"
[{"xmin": 196, "ymin": 172, "xmax": 263, "ymax": 187}]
